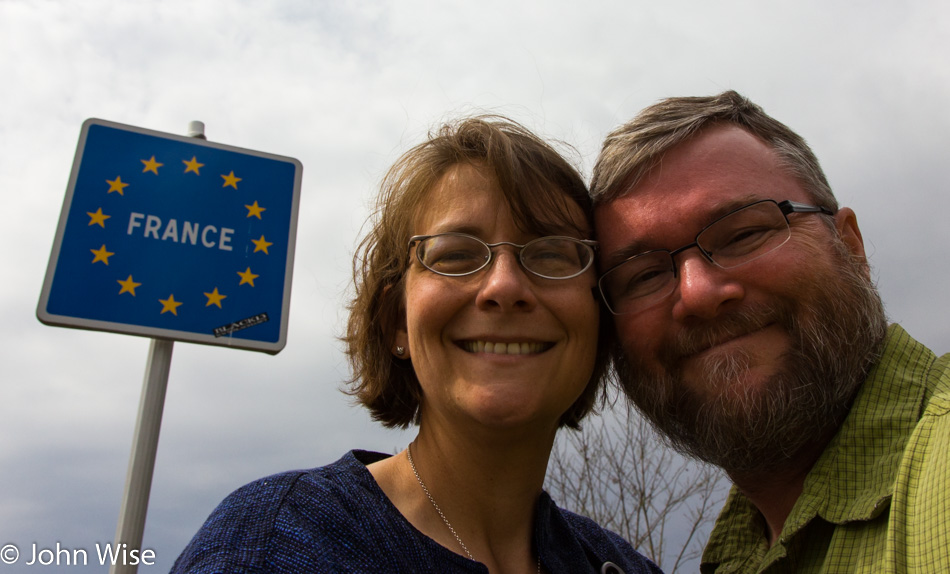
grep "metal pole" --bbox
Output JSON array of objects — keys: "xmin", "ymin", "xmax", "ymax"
[
  {"xmin": 109, "ymin": 121, "xmax": 204, "ymax": 573},
  {"xmin": 110, "ymin": 338, "xmax": 173, "ymax": 574}
]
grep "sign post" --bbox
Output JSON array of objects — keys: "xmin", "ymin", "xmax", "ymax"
[
  {"xmin": 111, "ymin": 338, "xmax": 172, "ymax": 574},
  {"xmin": 37, "ymin": 119, "xmax": 302, "ymax": 572}
]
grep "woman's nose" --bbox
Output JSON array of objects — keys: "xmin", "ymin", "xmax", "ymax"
[{"xmin": 475, "ymin": 250, "xmax": 538, "ymax": 311}]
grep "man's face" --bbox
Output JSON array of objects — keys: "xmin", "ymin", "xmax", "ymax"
[{"xmin": 594, "ymin": 124, "xmax": 887, "ymax": 474}]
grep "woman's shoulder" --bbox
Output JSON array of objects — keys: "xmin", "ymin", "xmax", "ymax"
[
  {"xmin": 541, "ymin": 494, "xmax": 664, "ymax": 574},
  {"xmin": 202, "ymin": 449, "xmax": 390, "ymax": 526},
  {"xmin": 169, "ymin": 450, "xmax": 395, "ymax": 573}
]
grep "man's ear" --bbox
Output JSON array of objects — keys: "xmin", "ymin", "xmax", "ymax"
[{"xmin": 834, "ymin": 207, "xmax": 869, "ymax": 276}]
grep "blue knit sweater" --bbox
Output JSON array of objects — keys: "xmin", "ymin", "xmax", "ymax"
[{"xmin": 171, "ymin": 450, "xmax": 662, "ymax": 573}]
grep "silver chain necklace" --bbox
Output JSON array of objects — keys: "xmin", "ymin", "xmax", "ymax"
[{"xmin": 406, "ymin": 443, "xmax": 541, "ymax": 573}]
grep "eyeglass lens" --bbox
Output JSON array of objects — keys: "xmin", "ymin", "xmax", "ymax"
[
  {"xmin": 601, "ymin": 201, "xmax": 792, "ymax": 314},
  {"xmin": 416, "ymin": 234, "xmax": 593, "ymax": 278}
]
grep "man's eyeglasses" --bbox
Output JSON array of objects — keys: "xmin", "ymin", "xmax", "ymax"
[
  {"xmin": 408, "ymin": 233, "xmax": 598, "ymax": 280},
  {"xmin": 598, "ymin": 199, "xmax": 834, "ymax": 315}
]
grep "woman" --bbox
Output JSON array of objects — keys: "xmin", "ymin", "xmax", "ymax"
[{"xmin": 172, "ymin": 116, "xmax": 661, "ymax": 574}]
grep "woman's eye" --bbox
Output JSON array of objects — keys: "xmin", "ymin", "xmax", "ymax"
[
  {"xmin": 425, "ymin": 248, "xmax": 483, "ymax": 271},
  {"xmin": 532, "ymin": 249, "xmax": 575, "ymax": 262},
  {"xmin": 435, "ymin": 250, "xmax": 478, "ymax": 261}
]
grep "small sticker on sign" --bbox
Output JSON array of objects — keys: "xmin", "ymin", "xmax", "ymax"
[{"xmin": 214, "ymin": 313, "xmax": 269, "ymax": 337}]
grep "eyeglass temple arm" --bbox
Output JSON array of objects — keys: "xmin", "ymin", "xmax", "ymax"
[{"xmin": 779, "ymin": 200, "xmax": 835, "ymax": 216}]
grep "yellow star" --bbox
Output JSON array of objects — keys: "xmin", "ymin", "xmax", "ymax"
[
  {"xmin": 87, "ymin": 207, "xmax": 111, "ymax": 228},
  {"xmin": 245, "ymin": 201, "xmax": 266, "ymax": 219},
  {"xmin": 90, "ymin": 244, "xmax": 114, "ymax": 265},
  {"xmin": 251, "ymin": 235, "xmax": 273, "ymax": 254},
  {"xmin": 141, "ymin": 156, "xmax": 163, "ymax": 174},
  {"xmin": 117, "ymin": 275, "xmax": 141, "ymax": 296},
  {"xmin": 221, "ymin": 171, "xmax": 242, "ymax": 189},
  {"xmin": 237, "ymin": 267, "xmax": 259, "ymax": 287},
  {"xmin": 106, "ymin": 176, "xmax": 129, "ymax": 195},
  {"xmin": 159, "ymin": 294, "xmax": 183, "ymax": 315},
  {"xmin": 203, "ymin": 287, "xmax": 227, "ymax": 308},
  {"xmin": 183, "ymin": 156, "xmax": 204, "ymax": 175}
]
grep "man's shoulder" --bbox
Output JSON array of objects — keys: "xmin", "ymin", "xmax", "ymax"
[
  {"xmin": 864, "ymin": 325, "xmax": 948, "ymax": 405},
  {"xmin": 927, "ymin": 346, "xmax": 950, "ymax": 404},
  {"xmin": 889, "ymin": 343, "xmax": 950, "ymax": 572},
  {"xmin": 890, "ymin": 324, "xmax": 950, "ymax": 414},
  {"xmin": 908, "ymin": 337, "xmax": 950, "ymax": 448}
]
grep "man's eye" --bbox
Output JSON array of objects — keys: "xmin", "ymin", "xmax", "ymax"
[{"xmin": 715, "ymin": 226, "xmax": 780, "ymax": 255}]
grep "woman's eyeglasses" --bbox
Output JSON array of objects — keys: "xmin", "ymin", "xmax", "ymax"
[{"xmin": 408, "ymin": 233, "xmax": 598, "ymax": 280}]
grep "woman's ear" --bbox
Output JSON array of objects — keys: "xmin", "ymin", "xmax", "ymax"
[
  {"xmin": 393, "ymin": 312, "xmax": 409, "ymax": 359},
  {"xmin": 383, "ymin": 283, "xmax": 410, "ymax": 359}
]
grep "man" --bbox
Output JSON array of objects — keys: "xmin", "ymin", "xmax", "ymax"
[{"xmin": 590, "ymin": 90, "xmax": 949, "ymax": 573}]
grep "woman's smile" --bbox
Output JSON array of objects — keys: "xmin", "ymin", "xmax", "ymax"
[{"xmin": 456, "ymin": 340, "xmax": 554, "ymax": 355}]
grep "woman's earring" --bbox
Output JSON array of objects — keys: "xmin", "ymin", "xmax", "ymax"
[{"xmin": 395, "ymin": 346, "xmax": 406, "ymax": 357}]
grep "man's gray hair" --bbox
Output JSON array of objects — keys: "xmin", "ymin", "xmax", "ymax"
[{"xmin": 590, "ymin": 90, "xmax": 838, "ymax": 211}]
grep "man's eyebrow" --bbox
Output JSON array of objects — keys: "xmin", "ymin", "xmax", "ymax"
[
  {"xmin": 599, "ymin": 239, "xmax": 656, "ymax": 270},
  {"xmin": 702, "ymin": 195, "xmax": 766, "ymax": 222},
  {"xmin": 597, "ymin": 194, "xmax": 768, "ymax": 269}
]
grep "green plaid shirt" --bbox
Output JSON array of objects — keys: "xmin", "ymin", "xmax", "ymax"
[{"xmin": 701, "ymin": 325, "xmax": 950, "ymax": 574}]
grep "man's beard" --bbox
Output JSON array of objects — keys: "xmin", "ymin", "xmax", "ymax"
[{"xmin": 616, "ymin": 240, "xmax": 888, "ymax": 475}]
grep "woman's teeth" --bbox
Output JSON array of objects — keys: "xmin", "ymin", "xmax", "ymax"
[{"xmin": 462, "ymin": 341, "xmax": 547, "ymax": 355}]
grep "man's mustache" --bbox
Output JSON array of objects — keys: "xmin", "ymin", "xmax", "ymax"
[{"xmin": 661, "ymin": 302, "xmax": 794, "ymax": 362}]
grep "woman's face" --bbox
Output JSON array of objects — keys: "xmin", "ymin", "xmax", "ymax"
[{"xmin": 395, "ymin": 162, "xmax": 599, "ymax": 432}]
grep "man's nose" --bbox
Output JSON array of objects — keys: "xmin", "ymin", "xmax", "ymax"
[{"xmin": 670, "ymin": 251, "xmax": 744, "ymax": 321}]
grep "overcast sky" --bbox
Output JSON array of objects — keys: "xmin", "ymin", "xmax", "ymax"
[{"xmin": 2, "ymin": 1, "xmax": 948, "ymax": 572}]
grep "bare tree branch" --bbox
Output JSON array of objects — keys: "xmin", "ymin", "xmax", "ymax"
[{"xmin": 546, "ymin": 401, "xmax": 727, "ymax": 573}]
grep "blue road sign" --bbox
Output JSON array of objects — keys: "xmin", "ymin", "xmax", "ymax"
[{"xmin": 37, "ymin": 119, "xmax": 303, "ymax": 354}]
